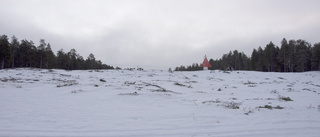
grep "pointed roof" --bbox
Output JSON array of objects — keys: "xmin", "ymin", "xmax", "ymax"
[{"xmin": 201, "ymin": 55, "xmax": 212, "ymax": 68}]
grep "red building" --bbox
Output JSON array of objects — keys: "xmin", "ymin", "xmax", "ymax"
[{"xmin": 200, "ymin": 55, "xmax": 211, "ymax": 70}]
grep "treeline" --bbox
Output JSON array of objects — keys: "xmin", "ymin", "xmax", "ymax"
[
  {"xmin": 175, "ymin": 38, "xmax": 320, "ymax": 72},
  {"xmin": 0, "ymin": 34, "xmax": 114, "ymax": 70},
  {"xmin": 174, "ymin": 63, "xmax": 203, "ymax": 71}
]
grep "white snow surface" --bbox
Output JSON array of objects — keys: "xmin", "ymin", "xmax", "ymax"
[{"xmin": 0, "ymin": 68, "xmax": 320, "ymax": 137}]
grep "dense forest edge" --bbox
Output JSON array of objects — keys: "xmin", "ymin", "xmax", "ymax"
[
  {"xmin": 175, "ymin": 38, "xmax": 320, "ymax": 72},
  {"xmin": 1, "ymin": 34, "xmax": 319, "ymax": 72},
  {"xmin": 0, "ymin": 34, "xmax": 114, "ymax": 70}
]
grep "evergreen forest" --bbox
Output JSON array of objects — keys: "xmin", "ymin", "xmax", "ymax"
[
  {"xmin": 0, "ymin": 35, "xmax": 113, "ymax": 70},
  {"xmin": 175, "ymin": 38, "xmax": 320, "ymax": 72},
  {"xmin": 1, "ymin": 34, "xmax": 319, "ymax": 72}
]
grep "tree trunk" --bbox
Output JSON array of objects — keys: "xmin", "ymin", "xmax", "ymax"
[
  {"xmin": 1, "ymin": 59, "xmax": 4, "ymax": 69},
  {"xmin": 11, "ymin": 57, "xmax": 14, "ymax": 68},
  {"xmin": 39, "ymin": 55, "xmax": 43, "ymax": 69}
]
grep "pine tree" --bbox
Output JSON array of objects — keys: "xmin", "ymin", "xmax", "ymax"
[
  {"xmin": 288, "ymin": 40, "xmax": 296, "ymax": 72},
  {"xmin": 264, "ymin": 41, "xmax": 277, "ymax": 72},
  {"xmin": 67, "ymin": 49, "xmax": 78, "ymax": 70},
  {"xmin": 37, "ymin": 39, "xmax": 46, "ymax": 68},
  {"xmin": 278, "ymin": 38, "xmax": 289, "ymax": 72},
  {"xmin": 0, "ymin": 35, "xmax": 11, "ymax": 69},
  {"xmin": 76, "ymin": 55, "xmax": 85, "ymax": 70},
  {"xmin": 294, "ymin": 40, "xmax": 310, "ymax": 72},
  {"xmin": 57, "ymin": 49, "xmax": 68, "ymax": 69},
  {"xmin": 257, "ymin": 47, "xmax": 264, "ymax": 71},
  {"xmin": 45, "ymin": 43, "xmax": 56, "ymax": 69},
  {"xmin": 250, "ymin": 49, "xmax": 258, "ymax": 70},
  {"xmin": 10, "ymin": 35, "xmax": 19, "ymax": 68},
  {"xmin": 85, "ymin": 53, "xmax": 96, "ymax": 69},
  {"xmin": 19, "ymin": 40, "xmax": 36, "ymax": 67},
  {"xmin": 274, "ymin": 46, "xmax": 281, "ymax": 72},
  {"xmin": 209, "ymin": 58, "xmax": 215, "ymax": 70},
  {"xmin": 311, "ymin": 43, "xmax": 320, "ymax": 71}
]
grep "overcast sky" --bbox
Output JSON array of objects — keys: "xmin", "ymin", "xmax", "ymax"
[{"xmin": 1, "ymin": 0, "xmax": 319, "ymax": 69}]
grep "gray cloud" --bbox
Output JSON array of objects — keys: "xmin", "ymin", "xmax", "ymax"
[{"xmin": 1, "ymin": 0, "xmax": 320, "ymax": 69}]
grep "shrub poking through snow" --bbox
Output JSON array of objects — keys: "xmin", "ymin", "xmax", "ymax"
[
  {"xmin": 203, "ymin": 99, "xmax": 240, "ymax": 109},
  {"xmin": 220, "ymin": 101, "xmax": 240, "ymax": 109},
  {"xmin": 259, "ymin": 105, "xmax": 273, "ymax": 109},
  {"xmin": 258, "ymin": 105, "xmax": 284, "ymax": 109},
  {"xmin": 124, "ymin": 81, "xmax": 136, "ymax": 86},
  {"xmin": 70, "ymin": 89, "xmax": 83, "ymax": 93},
  {"xmin": 243, "ymin": 107, "xmax": 255, "ymax": 115},
  {"xmin": 270, "ymin": 90, "xmax": 278, "ymax": 94},
  {"xmin": 56, "ymin": 80, "xmax": 78, "ymax": 87},
  {"xmin": 174, "ymin": 82, "xmax": 185, "ymax": 87},
  {"xmin": 274, "ymin": 105, "xmax": 284, "ymax": 109},
  {"xmin": 174, "ymin": 82, "xmax": 192, "ymax": 88},
  {"xmin": 244, "ymin": 81, "xmax": 257, "ymax": 85},
  {"xmin": 202, "ymin": 99, "xmax": 222, "ymax": 104},
  {"xmin": 119, "ymin": 92, "xmax": 139, "ymax": 96},
  {"xmin": 243, "ymin": 81, "xmax": 257, "ymax": 87},
  {"xmin": 279, "ymin": 96, "xmax": 293, "ymax": 101},
  {"xmin": 142, "ymin": 82, "xmax": 181, "ymax": 94},
  {"xmin": 230, "ymin": 97, "xmax": 237, "ymax": 100}
]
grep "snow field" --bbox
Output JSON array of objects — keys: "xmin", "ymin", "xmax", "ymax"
[{"xmin": 0, "ymin": 68, "xmax": 320, "ymax": 137}]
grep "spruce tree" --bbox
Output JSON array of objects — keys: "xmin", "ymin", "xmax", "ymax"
[
  {"xmin": 311, "ymin": 43, "xmax": 320, "ymax": 70},
  {"xmin": 37, "ymin": 39, "xmax": 46, "ymax": 68},
  {"xmin": 45, "ymin": 43, "xmax": 56, "ymax": 69},
  {"xmin": 0, "ymin": 35, "xmax": 11, "ymax": 69},
  {"xmin": 10, "ymin": 35, "xmax": 19, "ymax": 68},
  {"xmin": 278, "ymin": 38, "xmax": 289, "ymax": 72}
]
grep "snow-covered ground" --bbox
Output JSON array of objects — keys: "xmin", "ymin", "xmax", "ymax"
[{"xmin": 0, "ymin": 68, "xmax": 319, "ymax": 137}]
